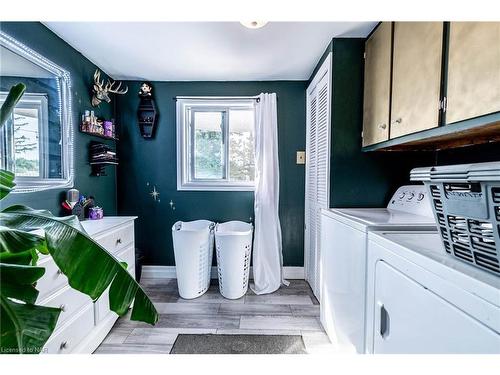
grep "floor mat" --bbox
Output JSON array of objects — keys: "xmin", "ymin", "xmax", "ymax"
[{"xmin": 170, "ymin": 334, "xmax": 307, "ymax": 354}]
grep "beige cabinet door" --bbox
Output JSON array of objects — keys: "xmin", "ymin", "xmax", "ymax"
[
  {"xmin": 446, "ymin": 22, "xmax": 500, "ymax": 124},
  {"xmin": 363, "ymin": 22, "xmax": 392, "ymax": 147},
  {"xmin": 390, "ymin": 22, "xmax": 443, "ymax": 138}
]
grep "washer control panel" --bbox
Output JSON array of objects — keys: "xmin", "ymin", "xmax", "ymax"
[{"xmin": 387, "ymin": 185, "xmax": 433, "ymax": 217}]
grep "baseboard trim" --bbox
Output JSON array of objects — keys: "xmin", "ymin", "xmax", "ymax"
[{"xmin": 141, "ymin": 266, "xmax": 304, "ymax": 280}]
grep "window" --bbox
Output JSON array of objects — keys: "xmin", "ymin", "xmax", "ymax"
[
  {"xmin": 0, "ymin": 92, "xmax": 49, "ymax": 179},
  {"xmin": 177, "ymin": 98, "xmax": 255, "ymax": 191}
]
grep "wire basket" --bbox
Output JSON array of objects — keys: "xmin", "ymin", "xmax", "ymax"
[{"xmin": 411, "ymin": 162, "xmax": 500, "ymax": 276}]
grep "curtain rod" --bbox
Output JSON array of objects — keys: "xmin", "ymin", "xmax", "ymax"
[{"xmin": 173, "ymin": 95, "xmax": 279, "ymax": 103}]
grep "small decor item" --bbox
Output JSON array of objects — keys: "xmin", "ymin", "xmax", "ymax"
[
  {"xmin": 89, "ymin": 206, "xmax": 104, "ymax": 220},
  {"xmin": 137, "ymin": 82, "xmax": 158, "ymax": 138},
  {"xmin": 91, "ymin": 69, "xmax": 128, "ymax": 107},
  {"xmin": 80, "ymin": 109, "xmax": 116, "ymax": 139},
  {"xmin": 61, "ymin": 190, "xmax": 93, "ymax": 220},
  {"xmin": 150, "ymin": 185, "xmax": 160, "ymax": 202},
  {"xmin": 89, "ymin": 141, "xmax": 118, "ymax": 176}
]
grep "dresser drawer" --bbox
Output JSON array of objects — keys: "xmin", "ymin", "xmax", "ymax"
[
  {"xmin": 36, "ymin": 256, "xmax": 68, "ymax": 300},
  {"xmin": 115, "ymin": 245, "xmax": 135, "ymax": 269},
  {"xmin": 42, "ymin": 302, "xmax": 94, "ymax": 354},
  {"xmin": 38, "ymin": 285, "xmax": 92, "ymax": 327},
  {"xmin": 93, "ymin": 222, "xmax": 134, "ymax": 255}
]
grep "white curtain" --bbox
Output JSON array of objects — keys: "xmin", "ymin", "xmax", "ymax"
[{"xmin": 251, "ymin": 93, "xmax": 288, "ymax": 295}]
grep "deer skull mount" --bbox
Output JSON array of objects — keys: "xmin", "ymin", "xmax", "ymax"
[{"xmin": 91, "ymin": 69, "xmax": 128, "ymax": 107}]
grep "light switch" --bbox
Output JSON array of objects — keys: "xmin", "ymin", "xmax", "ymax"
[{"xmin": 296, "ymin": 151, "xmax": 306, "ymax": 165}]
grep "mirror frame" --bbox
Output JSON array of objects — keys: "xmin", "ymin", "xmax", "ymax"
[{"xmin": 0, "ymin": 30, "xmax": 74, "ymax": 193}]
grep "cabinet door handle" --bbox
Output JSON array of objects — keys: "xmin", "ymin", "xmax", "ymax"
[
  {"xmin": 392, "ymin": 118, "xmax": 402, "ymax": 125},
  {"xmin": 379, "ymin": 303, "xmax": 390, "ymax": 339},
  {"xmin": 378, "ymin": 123, "xmax": 387, "ymax": 130}
]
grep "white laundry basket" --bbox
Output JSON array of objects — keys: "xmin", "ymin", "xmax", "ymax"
[
  {"xmin": 215, "ymin": 221, "xmax": 253, "ymax": 299},
  {"xmin": 172, "ymin": 220, "xmax": 215, "ymax": 299}
]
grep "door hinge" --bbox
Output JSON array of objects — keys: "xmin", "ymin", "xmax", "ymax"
[
  {"xmin": 439, "ymin": 97, "xmax": 448, "ymax": 113},
  {"xmin": 363, "ymin": 52, "xmax": 366, "ymax": 59},
  {"xmin": 361, "ymin": 131, "xmax": 364, "ymax": 138}
]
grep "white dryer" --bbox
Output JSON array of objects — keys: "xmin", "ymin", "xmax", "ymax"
[
  {"xmin": 366, "ymin": 230, "xmax": 500, "ymax": 354},
  {"xmin": 320, "ymin": 185, "xmax": 436, "ymax": 353}
]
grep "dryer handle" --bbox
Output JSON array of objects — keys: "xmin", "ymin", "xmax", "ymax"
[{"xmin": 377, "ymin": 302, "xmax": 390, "ymax": 339}]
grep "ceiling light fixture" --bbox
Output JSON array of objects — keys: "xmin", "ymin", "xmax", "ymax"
[{"xmin": 240, "ymin": 21, "xmax": 268, "ymax": 29}]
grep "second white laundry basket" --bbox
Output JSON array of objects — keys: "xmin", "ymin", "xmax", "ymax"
[
  {"xmin": 215, "ymin": 221, "xmax": 253, "ymax": 299},
  {"xmin": 172, "ymin": 220, "xmax": 214, "ymax": 299}
]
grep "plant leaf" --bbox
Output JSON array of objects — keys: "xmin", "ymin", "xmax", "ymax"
[
  {"xmin": 0, "ymin": 226, "xmax": 46, "ymax": 254},
  {"xmin": 0, "ymin": 83, "xmax": 26, "ymax": 128},
  {"xmin": 0, "ymin": 250, "xmax": 36, "ymax": 265},
  {"xmin": 1, "ymin": 205, "xmax": 158, "ymax": 325},
  {"xmin": 0, "ymin": 295, "xmax": 60, "ymax": 354},
  {"xmin": 0, "ymin": 263, "xmax": 45, "ymax": 304},
  {"xmin": 0, "ymin": 169, "xmax": 16, "ymax": 200}
]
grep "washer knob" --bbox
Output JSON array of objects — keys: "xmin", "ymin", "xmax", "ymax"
[
  {"xmin": 417, "ymin": 193, "xmax": 425, "ymax": 201},
  {"xmin": 398, "ymin": 192, "xmax": 406, "ymax": 200},
  {"xmin": 406, "ymin": 192, "xmax": 415, "ymax": 201}
]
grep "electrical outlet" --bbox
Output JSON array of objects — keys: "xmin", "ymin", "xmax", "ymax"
[{"xmin": 296, "ymin": 151, "xmax": 306, "ymax": 165}]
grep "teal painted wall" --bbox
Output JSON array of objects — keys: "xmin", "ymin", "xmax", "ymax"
[
  {"xmin": 0, "ymin": 22, "xmax": 118, "ymax": 215},
  {"xmin": 116, "ymin": 81, "xmax": 307, "ymax": 266}
]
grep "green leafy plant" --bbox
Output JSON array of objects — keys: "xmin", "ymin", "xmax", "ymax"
[{"xmin": 0, "ymin": 83, "xmax": 158, "ymax": 354}]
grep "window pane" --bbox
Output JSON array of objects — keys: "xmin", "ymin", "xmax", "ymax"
[
  {"xmin": 229, "ymin": 109, "xmax": 255, "ymax": 182},
  {"xmin": 193, "ymin": 111, "xmax": 224, "ymax": 179},
  {"xmin": 13, "ymin": 107, "xmax": 40, "ymax": 177}
]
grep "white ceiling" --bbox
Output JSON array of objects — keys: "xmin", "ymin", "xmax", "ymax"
[{"xmin": 44, "ymin": 22, "xmax": 377, "ymax": 81}]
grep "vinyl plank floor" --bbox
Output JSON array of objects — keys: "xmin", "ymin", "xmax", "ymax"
[
  {"xmin": 218, "ymin": 303, "xmax": 292, "ymax": 316},
  {"xmin": 245, "ymin": 294, "xmax": 314, "ymax": 305},
  {"xmin": 125, "ymin": 328, "xmax": 178, "ymax": 345},
  {"xmin": 96, "ymin": 278, "xmax": 327, "ymax": 354},
  {"xmin": 290, "ymin": 305, "xmax": 320, "ymax": 317},
  {"xmin": 240, "ymin": 315, "xmax": 322, "ymax": 332},
  {"xmin": 155, "ymin": 314, "xmax": 240, "ymax": 329},
  {"xmin": 154, "ymin": 302, "xmax": 220, "ymax": 314}
]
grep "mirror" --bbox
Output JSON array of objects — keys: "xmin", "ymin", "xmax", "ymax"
[{"xmin": 0, "ymin": 31, "xmax": 73, "ymax": 193}]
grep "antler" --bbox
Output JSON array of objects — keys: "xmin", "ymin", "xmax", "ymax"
[
  {"xmin": 105, "ymin": 79, "xmax": 129, "ymax": 95},
  {"xmin": 93, "ymin": 69, "xmax": 105, "ymax": 90}
]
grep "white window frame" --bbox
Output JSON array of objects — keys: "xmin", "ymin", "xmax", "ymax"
[
  {"xmin": 176, "ymin": 97, "xmax": 256, "ymax": 191},
  {"xmin": 0, "ymin": 92, "xmax": 49, "ymax": 180}
]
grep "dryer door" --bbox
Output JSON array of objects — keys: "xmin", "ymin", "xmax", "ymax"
[{"xmin": 373, "ymin": 261, "xmax": 500, "ymax": 354}]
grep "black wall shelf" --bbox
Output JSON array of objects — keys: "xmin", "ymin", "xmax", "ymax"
[{"xmin": 80, "ymin": 129, "xmax": 119, "ymax": 141}]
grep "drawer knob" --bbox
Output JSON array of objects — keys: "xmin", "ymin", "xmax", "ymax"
[
  {"xmin": 60, "ymin": 341, "xmax": 68, "ymax": 350},
  {"xmin": 392, "ymin": 118, "xmax": 402, "ymax": 125},
  {"xmin": 378, "ymin": 123, "xmax": 387, "ymax": 130},
  {"xmin": 59, "ymin": 304, "xmax": 66, "ymax": 312},
  {"xmin": 116, "ymin": 238, "xmax": 122, "ymax": 245}
]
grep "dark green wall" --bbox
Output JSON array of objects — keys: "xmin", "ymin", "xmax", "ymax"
[
  {"xmin": 0, "ymin": 22, "xmax": 117, "ymax": 215},
  {"xmin": 312, "ymin": 38, "xmax": 434, "ymax": 208},
  {"xmin": 116, "ymin": 81, "xmax": 307, "ymax": 266}
]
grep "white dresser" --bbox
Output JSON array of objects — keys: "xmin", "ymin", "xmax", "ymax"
[{"xmin": 37, "ymin": 216, "xmax": 137, "ymax": 354}]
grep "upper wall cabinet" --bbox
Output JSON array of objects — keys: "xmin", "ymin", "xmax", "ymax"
[
  {"xmin": 390, "ymin": 22, "xmax": 443, "ymax": 139},
  {"xmin": 362, "ymin": 22, "xmax": 392, "ymax": 147},
  {"xmin": 362, "ymin": 21, "xmax": 500, "ymax": 151},
  {"xmin": 446, "ymin": 22, "xmax": 500, "ymax": 124}
]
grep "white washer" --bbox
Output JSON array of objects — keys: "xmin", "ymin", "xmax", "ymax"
[
  {"xmin": 320, "ymin": 185, "xmax": 436, "ymax": 353},
  {"xmin": 366, "ymin": 230, "xmax": 500, "ymax": 354}
]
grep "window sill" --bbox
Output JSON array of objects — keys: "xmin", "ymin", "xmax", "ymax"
[{"xmin": 177, "ymin": 182, "xmax": 255, "ymax": 192}]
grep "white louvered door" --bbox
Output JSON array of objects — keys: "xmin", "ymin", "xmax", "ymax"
[{"xmin": 304, "ymin": 53, "xmax": 331, "ymax": 301}]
